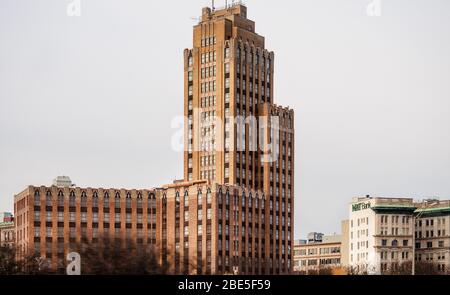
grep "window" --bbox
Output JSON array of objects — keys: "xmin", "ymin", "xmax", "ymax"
[
  {"xmin": 207, "ymin": 191, "xmax": 212, "ymax": 204},
  {"xmin": 46, "ymin": 191, "xmax": 52, "ymax": 206},
  {"xmin": 34, "ymin": 191, "xmax": 41, "ymax": 206},
  {"xmin": 104, "ymin": 194, "xmax": 110, "ymax": 208},
  {"xmin": 57, "ymin": 192, "xmax": 64, "ymax": 206},
  {"xmin": 115, "ymin": 195, "xmax": 121, "ymax": 209},
  {"xmin": 207, "ymin": 209, "xmax": 212, "ymax": 220},
  {"xmin": 198, "ymin": 225, "xmax": 203, "ymax": 236},
  {"xmin": 198, "ymin": 191, "xmax": 203, "ymax": 206},
  {"xmin": 184, "ymin": 192, "xmax": 189, "ymax": 207},
  {"xmin": 81, "ymin": 192, "xmax": 87, "ymax": 207}
]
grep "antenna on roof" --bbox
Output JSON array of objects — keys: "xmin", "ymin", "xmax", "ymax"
[{"xmin": 212, "ymin": 0, "xmax": 215, "ymax": 11}]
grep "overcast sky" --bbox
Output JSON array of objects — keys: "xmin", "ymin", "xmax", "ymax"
[{"xmin": 1, "ymin": 0, "xmax": 449, "ymax": 239}]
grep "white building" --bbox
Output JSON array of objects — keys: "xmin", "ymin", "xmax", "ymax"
[
  {"xmin": 348, "ymin": 196, "xmax": 415, "ymax": 274},
  {"xmin": 414, "ymin": 200, "xmax": 450, "ymax": 274}
]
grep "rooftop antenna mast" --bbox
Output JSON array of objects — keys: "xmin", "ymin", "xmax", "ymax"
[{"xmin": 212, "ymin": 0, "xmax": 215, "ymax": 11}]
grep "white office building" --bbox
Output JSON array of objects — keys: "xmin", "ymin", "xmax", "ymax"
[{"xmin": 348, "ymin": 196, "xmax": 415, "ymax": 274}]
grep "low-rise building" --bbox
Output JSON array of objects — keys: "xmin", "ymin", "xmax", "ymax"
[
  {"xmin": 348, "ymin": 196, "xmax": 415, "ymax": 274},
  {"xmin": 348, "ymin": 196, "xmax": 450, "ymax": 275},
  {"xmin": 414, "ymin": 200, "xmax": 450, "ymax": 274},
  {"xmin": 0, "ymin": 213, "xmax": 15, "ymax": 248},
  {"xmin": 293, "ymin": 233, "xmax": 342, "ymax": 275},
  {"xmin": 14, "ymin": 178, "xmax": 289, "ymax": 275}
]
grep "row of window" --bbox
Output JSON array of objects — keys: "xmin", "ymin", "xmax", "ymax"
[
  {"xmin": 201, "ymin": 36, "xmax": 216, "ymax": 47},
  {"xmin": 34, "ymin": 211, "xmax": 157, "ymax": 223},
  {"xmin": 200, "ymin": 80, "xmax": 216, "ymax": 93},
  {"xmin": 34, "ymin": 227, "xmax": 157, "ymax": 239},
  {"xmin": 34, "ymin": 193, "xmax": 157, "ymax": 209},
  {"xmin": 201, "ymin": 51, "xmax": 217, "ymax": 64},
  {"xmin": 415, "ymin": 240, "xmax": 446, "ymax": 249},
  {"xmin": 416, "ymin": 252, "xmax": 447, "ymax": 261},
  {"xmin": 200, "ymin": 96, "xmax": 216, "ymax": 108},
  {"xmin": 415, "ymin": 229, "xmax": 447, "ymax": 239},
  {"xmin": 380, "ymin": 251, "xmax": 410, "ymax": 260},
  {"xmin": 380, "ymin": 215, "xmax": 410, "ymax": 224},
  {"xmin": 200, "ymin": 66, "xmax": 216, "ymax": 79},
  {"xmin": 416, "ymin": 218, "xmax": 447, "ymax": 227}
]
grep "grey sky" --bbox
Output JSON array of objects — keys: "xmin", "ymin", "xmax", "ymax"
[{"xmin": 1, "ymin": 0, "xmax": 449, "ymax": 239}]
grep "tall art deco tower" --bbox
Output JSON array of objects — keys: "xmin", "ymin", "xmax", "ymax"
[
  {"xmin": 183, "ymin": 3, "xmax": 295, "ymax": 274},
  {"xmin": 14, "ymin": 2, "xmax": 295, "ymax": 276}
]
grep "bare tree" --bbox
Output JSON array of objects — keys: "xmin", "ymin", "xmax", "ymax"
[
  {"xmin": 414, "ymin": 261, "xmax": 442, "ymax": 276},
  {"xmin": 0, "ymin": 245, "xmax": 48, "ymax": 275},
  {"xmin": 63, "ymin": 238, "xmax": 169, "ymax": 275}
]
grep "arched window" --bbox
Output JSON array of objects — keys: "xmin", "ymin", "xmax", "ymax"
[
  {"xmin": 45, "ymin": 191, "xmax": 52, "ymax": 206},
  {"xmin": 218, "ymin": 191, "xmax": 223, "ymax": 205},
  {"xmin": 93, "ymin": 192, "xmax": 99, "ymax": 207},
  {"xmin": 126, "ymin": 193, "xmax": 132, "ymax": 209},
  {"xmin": 175, "ymin": 192, "xmax": 181, "ymax": 208},
  {"xmin": 197, "ymin": 190, "xmax": 203, "ymax": 206},
  {"xmin": 57, "ymin": 191, "xmax": 64, "ymax": 207},
  {"xmin": 104, "ymin": 192, "xmax": 110, "ymax": 209},
  {"xmin": 115, "ymin": 192, "xmax": 121, "ymax": 209},
  {"xmin": 137, "ymin": 193, "xmax": 143, "ymax": 209},
  {"xmin": 184, "ymin": 190, "xmax": 189, "ymax": 208},
  {"xmin": 81, "ymin": 192, "xmax": 87, "ymax": 207},
  {"xmin": 34, "ymin": 190, "xmax": 41, "ymax": 206},
  {"xmin": 206, "ymin": 189, "xmax": 212, "ymax": 204},
  {"xmin": 69, "ymin": 191, "xmax": 76, "ymax": 207}
]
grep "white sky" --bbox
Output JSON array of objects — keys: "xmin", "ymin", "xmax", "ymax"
[{"xmin": 1, "ymin": 0, "xmax": 449, "ymax": 239}]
